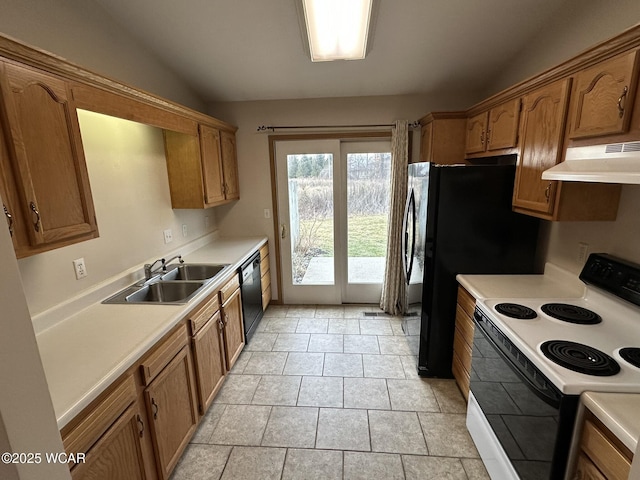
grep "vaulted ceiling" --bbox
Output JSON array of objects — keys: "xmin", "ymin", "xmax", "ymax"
[{"xmin": 95, "ymin": 0, "xmax": 572, "ymax": 102}]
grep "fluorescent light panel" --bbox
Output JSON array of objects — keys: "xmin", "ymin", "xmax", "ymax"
[{"xmin": 303, "ymin": 0, "xmax": 372, "ymax": 62}]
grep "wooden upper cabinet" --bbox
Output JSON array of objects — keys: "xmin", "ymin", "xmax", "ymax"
[
  {"xmin": 569, "ymin": 50, "xmax": 640, "ymax": 139},
  {"xmin": 465, "ymin": 99, "xmax": 521, "ymax": 155},
  {"xmin": 419, "ymin": 112, "xmax": 466, "ymax": 164},
  {"xmin": 465, "ymin": 112, "xmax": 488, "ymax": 154},
  {"xmin": 513, "ymin": 78, "xmax": 571, "ymax": 216},
  {"xmin": 220, "ymin": 130, "xmax": 239, "ymax": 200},
  {"xmin": 164, "ymin": 125, "xmax": 239, "ymax": 209},
  {"xmin": 0, "ymin": 61, "xmax": 98, "ymax": 256}
]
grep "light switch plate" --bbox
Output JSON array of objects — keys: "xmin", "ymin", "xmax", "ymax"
[{"xmin": 182, "ymin": 224, "xmax": 188, "ymax": 237}]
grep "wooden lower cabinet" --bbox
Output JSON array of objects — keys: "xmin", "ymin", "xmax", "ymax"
[
  {"xmin": 191, "ymin": 311, "xmax": 226, "ymax": 414},
  {"xmin": 144, "ymin": 346, "xmax": 198, "ymax": 480},
  {"xmin": 220, "ymin": 285, "xmax": 244, "ymax": 370},
  {"xmin": 260, "ymin": 242, "xmax": 271, "ymax": 310},
  {"xmin": 452, "ymin": 285, "xmax": 476, "ymax": 401},
  {"xmin": 571, "ymin": 412, "xmax": 632, "ymax": 480},
  {"xmin": 71, "ymin": 402, "xmax": 147, "ymax": 480}
]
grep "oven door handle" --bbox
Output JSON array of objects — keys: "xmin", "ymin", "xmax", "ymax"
[{"xmin": 473, "ymin": 312, "xmax": 561, "ymax": 409}]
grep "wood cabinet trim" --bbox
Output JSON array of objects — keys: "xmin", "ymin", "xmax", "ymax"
[
  {"xmin": 140, "ymin": 324, "xmax": 189, "ymax": 386},
  {"xmin": 580, "ymin": 416, "xmax": 632, "ymax": 480},
  {"xmin": 219, "ymin": 274, "xmax": 240, "ymax": 304},
  {"xmin": 188, "ymin": 292, "xmax": 220, "ymax": 335}
]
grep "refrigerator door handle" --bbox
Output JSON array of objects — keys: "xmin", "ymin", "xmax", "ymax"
[{"xmin": 402, "ymin": 189, "xmax": 416, "ymax": 283}]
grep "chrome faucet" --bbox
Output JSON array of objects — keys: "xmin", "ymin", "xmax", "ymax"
[
  {"xmin": 144, "ymin": 258, "xmax": 165, "ymax": 280},
  {"xmin": 163, "ymin": 255, "xmax": 184, "ymax": 270}
]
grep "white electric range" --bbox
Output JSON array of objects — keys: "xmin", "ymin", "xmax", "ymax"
[{"xmin": 466, "ymin": 253, "xmax": 640, "ymax": 480}]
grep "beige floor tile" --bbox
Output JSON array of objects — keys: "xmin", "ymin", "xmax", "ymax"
[
  {"xmin": 343, "ymin": 377, "xmax": 390, "ymax": 410},
  {"xmin": 387, "ymin": 379, "xmax": 440, "ymax": 412},
  {"xmin": 363, "ymin": 354, "xmax": 405, "ymax": 379},
  {"xmin": 461, "ymin": 458, "xmax": 491, "ymax": 480},
  {"xmin": 316, "ymin": 408, "xmax": 370, "ymax": 451},
  {"xmin": 261, "ymin": 406, "xmax": 319, "ymax": 448},
  {"xmin": 252, "ymin": 375, "xmax": 301, "ymax": 406},
  {"xmin": 213, "ymin": 375, "xmax": 261, "ymax": 404},
  {"xmin": 378, "ymin": 336, "xmax": 415, "ymax": 355},
  {"xmin": 323, "ymin": 353, "xmax": 363, "ymax": 377},
  {"xmin": 286, "ymin": 306, "xmax": 317, "ymax": 317},
  {"xmin": 171, "ymin": 444, "xmax": 231, "ymax": 480},
  {"xmin": 244, "ymin": 332, "xmax": 277, "ymax": 351},
  {"xmin": 272, "ymin": 333, "xmax": 310, "ymax": 352},
  {"xmin": 344, "ymin": 334, "xmax": 379, "ymax": 354},
  {"xmin": 263, "ymin": 306, "xmax": 288, "ymax": 318},
  {"xmin": 343, "ymin": 452, "xmax": 404, "ymax": 480},
  {"xmin": 359, "ymin": 319, "xmax": 393, "ymax": 335},
  {"xmin": 429, "ymin": 379, "xmax": 467, "ymax": 413},
  {"xmin": 314, "ymin": 306, "xmax": 345, "ymax": 318},
  {"xmin": 399, "ymin": 355, "xmax": 420, "ymax": 379},
  {"xmin": 190, "ymin": 403, "xmax": 226, "ymax": 443},
  {"xmin": 210, "ymin": 405, "xmax": 271, "ymax": 446},
  {"xmin": 296, "ymin": 318, "xmax": 329, "ymax": 333},
  {"xmin": 282, "ymin": 449, "xmax": 343, "ymax": 480},
  {"xmin": 308, "ymin": 334, "xmax": 344, "ymax": 352},
  {"xmin": 220, "ymin": 446, "xmax": 286, "ymax": 480},
  {"xmin": 243, "ymin": 352, "xmax": 288, "ymax": 375},
  {"xmin": 283, "ymin": 352, "xmax": 325, "ymax": 376},
  {"xmin": 262, "ymin": 318, "xmax": 299, "ymax": 333},
  {"xmin": 228, "ymin": 351, "xmax": 252, "ymax": 374},
  {"xmin": 418, "ymin": 412, "xmax": 480, "ymax": 458},
  {"xmin": 369, "ymin": 410, "xmax": 427, "ymax": 455},
  {"xmin": 403, "ymin": 455, "xmax": 468, "ymax": 480},
  {"xmin": 297, "ymin": 376, "xmax": 343, "ymax": 408},
  {"xmin": 328, "ymin": 318, "xmax": 360, "ymax": 334}
]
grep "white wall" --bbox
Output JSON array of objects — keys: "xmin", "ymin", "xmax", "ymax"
[
  {"xmin": 486, "ymin": 0, "xmax": 640, "ymax": 97},
  {"xmin": 208, "ymin": 93, "xmax": 479, "ymax": 299},
  {"xmin": 0, "ymin": 0, "xmax": 203, "ymax": 110},
  {"xmin": 17, "ymin": 111, "xmax": 217, "ymax": 317}
]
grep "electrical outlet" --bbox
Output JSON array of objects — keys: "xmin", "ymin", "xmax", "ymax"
[
  {"xmin": 182, "ymin": 224, "xmax": 188, "ymax": 237},
  {"xmin": 578, "ymin": 242, "xmax": 589, "ymax": 264},
  {"xmin": 73, "ymin": 258, "xmax": 87, "ymax": 279},
  {"xmin": 264, "ymin": 208, "xmax": 271, "ymax": 219},
  {"xmin": 163, "ymin": 229, "xmax": 173, "ymax": 244}
]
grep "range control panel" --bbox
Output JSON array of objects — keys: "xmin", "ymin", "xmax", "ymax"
[{"xmin": 580, "ymin": 253, "xmax": 640, "ymax": 307}]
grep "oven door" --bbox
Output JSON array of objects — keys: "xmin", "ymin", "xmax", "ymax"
[{"xmin": 468, "ymin": 308, "xmax": 577, "ymax": 480}]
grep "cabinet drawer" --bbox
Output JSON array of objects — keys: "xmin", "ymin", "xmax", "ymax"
[
  {"xmin": 62, "ymin": 375, "xmax": 137, "ymax": 460},
  {"xmin": 261, "ymin": 269, "xmax": 271, "ymax": 292},
  {"xmin": 262, "ymin": 284, "xmax": 272, "ymax": 311},
  {"xmin": 260, "ymin": 255, "xmax": 270, "ymax": 276},
  {"xmin": 188, "ymin": 292, "xmax": 219, "ymax": 335},
  {"xmin": 452, "ymin": 353, "xmax": 469, "ymax": 401},
  {"xmin": 140, "ymin": 324, "xmax": 189, "ymax": 386},
  {"xmin": 219, "ymin": 274, "xmax": 240, "ymax": 304},
  {"xmin": 455, "ymin": 305, "xmax": 474, "ymax": 346},
  {"xmin": 453, "ymin": 327, "xmax": 472, "ymax": 373},
  {"xmin": 581, "ymin": 419, "xmax": 631, "ymax": 480},
  {"xmin": 259, "ymin": 243, "xmax": 269, "ymax": 262},
  {"xmin": 457, "ymin": 286, "xmax": 476, "ymax": 318}
]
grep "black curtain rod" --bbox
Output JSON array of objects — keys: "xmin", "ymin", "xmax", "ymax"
[{"xmin": 256, "ymin": 121, "xmax": 420, "ymax": 132}]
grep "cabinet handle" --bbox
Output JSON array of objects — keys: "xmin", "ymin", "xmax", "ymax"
[
  {"xmin": 29, "ymin": 202, "xmax": 41, "ymax": 232},
  {"xmin": 480, "ymin": 131, "xmax": 485, "ymax": 145},
  {"xmin": 486, "ymin": 129, "xmax": 491, "ymax": 146},
  {"xmin": 544, "ymin": 182, "xmax": 552, "ymax": 202},
  {"xmin": 136, "ymin": 414, "xmax": 144, "ymax": 437},
  {"xmin": 618, "ymin": 85, "xmax": 628, "ymax": 118},
  {"xmin": 218, "ymin": 317, "xmax": 225, "ymax": 330},
  {"xmin": 151, "ymin": 398, "xmax": 159, "ymax": 420},
  {"xmin": 3, "ymin": 204, "xmax": 12, "ymax": 237}
]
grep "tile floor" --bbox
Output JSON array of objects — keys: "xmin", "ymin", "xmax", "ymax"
[{"xmin": 170, "ymin": 305, "xmax": 489, "ymax": 480}]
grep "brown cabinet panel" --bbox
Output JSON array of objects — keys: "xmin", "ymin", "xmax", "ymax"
[
  {"xmin": 192, "ymin": 312, "xmax": 226, "ymax": 414},
  {"xmin": 513, "ymin": 78, "xmax": 571, "ymax": 216},
  {"xmin": 570, "ymin": 50, "xmax": 639, "ymax": 139},
  {"xmin": 71, "ymin": 403, "xmax": 147, "ymax": 480},
  {"xmin": 465, "ymin": 112, "xmax": 488, "ymax": 155},
  {"xmin": 0, "ymin": 61, "xmax": 98, "ymax": 255},
  {"xmin": 220, "ymin": 130, "xmax": 239, "ymax": 200},
  {"xmin": 145, "ymin": 346, "xmax": 198, "ymax": 480},
  {"xmin": 220, "ymin": 287, "xmax": 244, "ymax": 370},
  {"xmin": 452, "ymin": 286, "xmax": 475, "ymax": 401},
  {"xmin": 199, "ymin": 125, "xmax": 225, "ymax": 205},
  {"xmin": 574, "ymin": 453, "xmax": 606, "ymax": 480},
  {"xmin": 580, "ymin": 418, "xmax": 631, "ymax": 480},
  {"xmin": 419, "ymin": 112, "xmax": 466, "ymax": 164},
  {"xmin": 419, "ymin": 121, "xmax": 433, "ymax": 163},
  {"xmin": 487, "ymin": 98, "xmax": 521, "ymax": 150}
]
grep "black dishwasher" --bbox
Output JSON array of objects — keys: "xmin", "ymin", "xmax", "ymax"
[{"xmin": 239, "ymin": 251, "xmax": 263, "ymax": 342}]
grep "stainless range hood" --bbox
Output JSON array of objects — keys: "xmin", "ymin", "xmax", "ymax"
[{"xmin": 541, "ymin": 141, "xmax": 640, "ymax": 184}]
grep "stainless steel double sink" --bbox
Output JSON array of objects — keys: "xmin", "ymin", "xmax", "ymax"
[{"xmin": 103, "ymin": 263, "xmax": 230, "ymax": 305}]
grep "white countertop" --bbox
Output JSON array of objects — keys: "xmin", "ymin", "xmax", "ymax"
[
  {"xmin": 36, "ymin": 235, "xmax": 267, "ymax": 429},
  {"xmin": 582, "ymin": 392, "xmax": 640, "ymax": 452},
  {"xmin": 456, "ymin": 263, "xmax": 585, "ymax": 301}
]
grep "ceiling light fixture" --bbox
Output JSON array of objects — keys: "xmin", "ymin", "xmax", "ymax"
[{"xmin": 302, "ymin": 0, "xmax": 373, "ymax": 62}]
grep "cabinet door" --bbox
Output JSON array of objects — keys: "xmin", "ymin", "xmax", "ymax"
[
  {"xmin": 220, "ymin": 130, "xmax": 239, "ymax": 200},
  {"xmin": 419, "ymin": 121, "xmax": 433, "ymax": 163},
  {"xmin": 513, "ymin": 78, "xmax": 571, "ymax": 216},
  {"xmin": 199, "ymin": 124, "xmax": 225, "ymax": 205},
  {"xmin": 574, "ymin": 454, "xmax": 606, "ymax": 480},
  {"xmin": 221, "ymin": 288, "xmax": 244, "ymax": 370},
  {"xmin": 192, "ymin": 312, "xmax": 226, "ymax": 414},
  {"xmin": 570, "ymin": 50, "xmax": 639, "ymax": 139},
  {"xmin": 145, "ymin": 346, "xmax": 198, "ymax": 480},
  {"xmin": 487, "ymin": 98, "xmax": 521, "ymax": 150},
  {"xmin": 465, "ymin": 112, "xmax": 488, "ymax": 154},
  {"xmin": 0, "ymin": 62, "xmax": 97, "ymax": 245},
  {"xmin": 70, "ymin": 403, "xmax": 147, "ymax": 480}
]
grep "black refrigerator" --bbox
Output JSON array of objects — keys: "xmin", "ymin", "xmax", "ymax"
[{"xmin": 402, "ymin": 159, "xmax": 540, "ymax": 378}]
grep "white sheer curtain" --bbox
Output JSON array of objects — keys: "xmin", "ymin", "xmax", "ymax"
[{"xmin": 380, "ymin": 120, "xmax": 409, "ymax": 315}]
